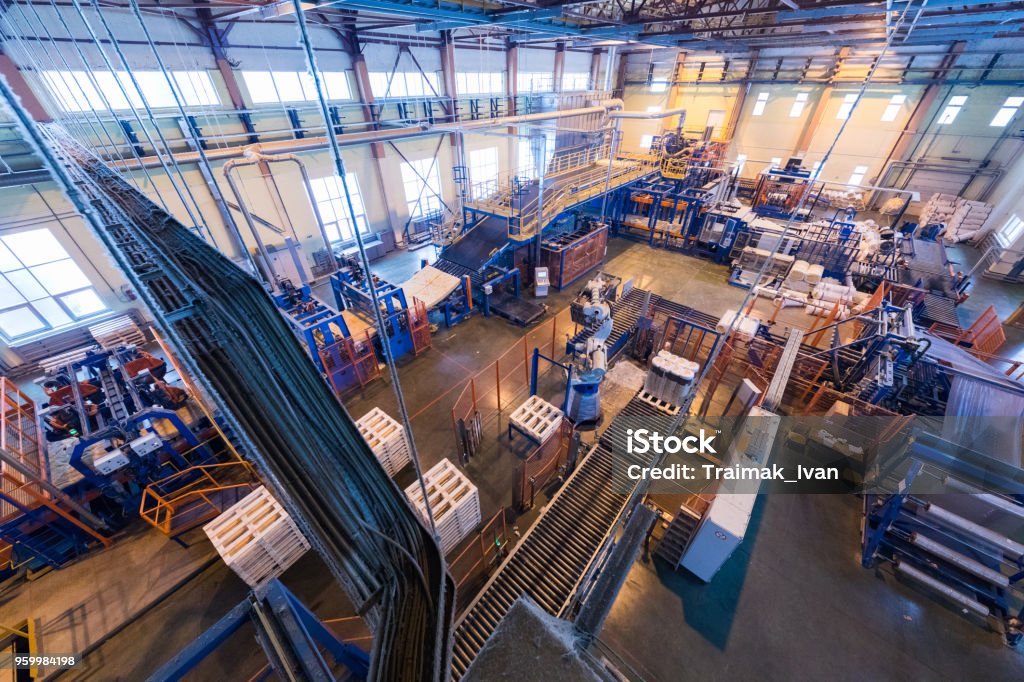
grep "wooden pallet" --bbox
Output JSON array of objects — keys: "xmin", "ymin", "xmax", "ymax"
[
  {"xmin": 509, "ymin": 395, "xmax": 563, "ymax": 444},
  {"xmin": 356, "ymin": 407, "xmax": 411, "ymax": 477},
  {"xmin": 637, "ymin": 390, "xmax": 682, "ymax": 416},
  {"xmin": 204, "ymin": 486, "xmax": 310, "ymax": 589},
  {"xmin": 405, "ymin": 459, "xmax": 480, "ymax": 554},
  {"xmin": 38, "ymin": 344, "xmax": 100, "ymax": 374},
  {"xmin": 89, "ymin": 315, "xmax": 147, "ymax": 349}
]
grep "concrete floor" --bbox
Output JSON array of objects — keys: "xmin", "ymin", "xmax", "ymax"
[
  {"xmin": 11, "ymin": 236, "xmax": 1024, "ymax": 679},
  {"xmin": 603, "ymin": 493, "xmax": 1024, "ymax": 682}
]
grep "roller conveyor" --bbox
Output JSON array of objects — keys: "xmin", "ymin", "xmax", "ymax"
[{"xmin": 451, "ymin": 393, "xmax": 666, "ymax": 679}]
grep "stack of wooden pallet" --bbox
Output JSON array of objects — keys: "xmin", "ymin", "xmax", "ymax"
[
  {"xmin": 509, "ymin": 395, "xmax": 563, "ymax": 444},
  {"xmin": 204, "ymin": 486, "xmax": 310, "ymax": 590},
  {"xmin": 89, "ymin": 315, "xmax": 147, "ymax": 349},
  {"xmin": 355, "ymin": 407, "xmax": 411, "ymax": 477},
  {"xmin": 405, "ymin": 458, "xmax": 481, "ymax": 554}
]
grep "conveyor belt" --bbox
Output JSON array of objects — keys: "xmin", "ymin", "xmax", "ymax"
[
  {"xmin": 451, "ymin": 393, "xmax": 664, "ymax": 679},
  {"xmin": 651, "ymin": 295, "xmax": 719, "ymax": 330},
  {"xmin": 440, "ymin": 216, "xmax": 510, "ymax": 271},
  {"xmin": 43, "ymin": 127, "xmax": 452, "ymax": 681},
  {"xmin": 433, "ymin": 257, "xmax": 483, "ymax": 288}
]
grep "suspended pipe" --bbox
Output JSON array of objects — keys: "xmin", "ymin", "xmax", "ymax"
[
  {"xmin": 116, "ymin": 102, "xmax": 624, "ymax": 170},
  {"xmin": 223, "ymin": 146, "xmax": 341, "ymax": 287}
]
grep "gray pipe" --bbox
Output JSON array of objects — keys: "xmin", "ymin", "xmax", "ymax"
[{"xmin": 223, "ymin": 158, "xmax": 277, "ymax": 285}]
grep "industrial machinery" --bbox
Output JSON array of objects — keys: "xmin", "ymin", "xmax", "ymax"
[
  {"xmin": 751, "ymin": 160, "xmax": 819, "ymax": 219},
  {"xmin": 539, "ymin": 215, "xmax": 609, "ymax": 290},
  {"xmin": 1, "ymin": 346, "xmax": 226, "ymax": 576},
  {"xmin": 330, "ymin": 257, "xmax": 431, "ymax": 361},
  {"xmin": 658, "ymin": 129, "xmax": 727, "ymax": 188},
  {"xmin": 273, "ymin": 276, "xmax": 381, "ymax": 397},
  {"xmin": 861, "ymin": 431, "xmax": 1024, "ymax": 646},
  {"xmin": 565, "ymin": 273, "xmax": 620, "ymax": 423}
]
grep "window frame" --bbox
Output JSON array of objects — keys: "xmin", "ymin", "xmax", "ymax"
[
  {"xmin": 468, "ymin": 146, "xmax": 500, "ymax": 199},
  {"xmin": 0, "ymin": 228, "xmax": 108, "ymax": 342},
  {"xmin": 937, "ymin": 95, "xmax": 968, "ymax": 125},
  {"xmin": 400, "ymin": 158, "xmax": 444, "ymax": 219},
  {"xmin": 789, "ymin": 92, "xmax": 809, "ymax": 118},
  {"xmin": 990, "ymin": 96, "xmax": 1024, "ymax": 128},
  {"xmin": 848, "ymin": 165, "xmax": 869, "ymax": 186},
  {"xmin": 308, "ymin": 174, "xmax": 371, "ymax": 244},
  {"xmin": 836, "ymin": 93, "xmax": 858, "ymax": 120},
  {"xmin": 881, "ymin": 94, "xmax": 907, "ymax": 122},
  {"xmin": 751, "ymin": 92, "xmax": 769, "ymax": 117},
  {"xmin": 41, "ymin": 69, "xmax": 221, "ymax": 112}
]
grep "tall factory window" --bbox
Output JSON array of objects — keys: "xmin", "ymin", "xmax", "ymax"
[
  {"xmin": 517, "ymin": 140, "xmax": 536, "ymax": 179},
  {"xmin": 836, "ymin": 93, "xmax": 858, "ymax": 120},
  {"xmin": 751, "ymin": 92, "xmax": 769, "ymax": 116},
  {"xmin": 469, "ymin": 147, "xmax": 500, "ymax": 199},
  {"xmin": 0, "ymin": 229, "xmax": 107, "ymax": 341},
  {"xmin": 649, "ymin": 79, "xmax": 669, "ymax": 93},
  {"xmin": 456, "ymin": 72, "xmax": 504, "ymax": 95},
  {"xmin": 881, "ymin": 94, "xmax": 907, "ymax": 122},
  {"xmin": 241, "ymin": 71, "xmax": 350, "ymax": 104},
  {"xmin": 848, "ymin": 165, "xmax": 869, "ymax": 186},
  {"xmin": 770, "ymin": 157, "xmax": 782, "ymax": 169},
  {"xmin": 991, "ymin": 97, "xmax": 1024, "ymax": 127},
  {"xmin": 308, "ymin": 174, "xmax": 370, "ymax": 243},
  {"xmin": 734, "ymin": 154, "xmax": 747, "ymax": 174},
  {"xmin": 518, "ymin": 72, "xmax": 554, "ymax": 93},
  {"xmin": 999, "ymin": 214, "xmax": 1023, "ymax": 246},
  {"xmin": 41, "ymin": 70, "xmax": 220, "ymax": 112},
  {"xmin": 937, "ymin": 95, "xmax": 968, "ymax": 124},
  {"xmin": 789, "ymin": 92, "xmax": 809, "ymax": 117},
  {"xmin": 401, "ymin": 159, "xmax": 443, "ymax": 218},
  {"xmin": 562, "ymin": 72, "xmax": 591, "ymax": 91},
  {"xmin": 639, "ymin": 134, "xmax": 654, "ymax": 149},
  {"xmin": 368, "ymin": 72, "xmax": 440, "ymax": 98}
]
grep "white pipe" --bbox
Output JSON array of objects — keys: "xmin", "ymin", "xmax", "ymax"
[
  {"xmin": 608, "ymin": 107, "xmax": 687, "ymax": 120},
  {"xmin": 895, "ymin": 560, "xmax": 991, "ymax": 617},
  {"xmin": 941, "ymin": 477, "xmax": 1024, "ymax": 520},
  {"xmin": 923, "ymin": 503, "xmax": 1024, "ymax": 560},
  {"xmin": 910, "ymin": 532, "xmax": 1010, "ymax": 587}
]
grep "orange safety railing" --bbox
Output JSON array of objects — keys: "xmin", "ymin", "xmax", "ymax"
[
  {"xmin": 448, "ymin": 507, "xmax": 509, "ymax": 613},
  {"xmin": 449, "ymin": 306, "xmax": 577, "ymax": 461},
  {"xmin": 515, "ymin": 418, "xmax": 574, "ymax": 511},
  {"xmin": 1, "ymin": 377, "xmax": 41, "ymax": 474},
  {"xmin": 140, "ymin": 461, "xmax": 259, "ymax": 536},
  {"xmin": 319, "ymin": 330, "xmax": 380, "ymax": 398}
]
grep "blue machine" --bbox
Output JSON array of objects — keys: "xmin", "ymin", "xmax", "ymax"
[
  {"xmin": 330, "ymin": 266, "xmax": 420, "ymax": 360},
  {"xmin": 148, "ymin": 579, "xmax": 371, "ymax": 681},
  {"xmin": 751, "ymin": 163, "xmax": 820, "ymax": 220},
  {"xmin": 1, "ymin": 347, "xmax": 223, "ymax": 573},
  {"xmin": 273, "ymin": 279, "xmax": 354, "ymax": 374},
  {"xmin": 861, "ymin": 431, "xmax": 1024, "ymax": 646}
]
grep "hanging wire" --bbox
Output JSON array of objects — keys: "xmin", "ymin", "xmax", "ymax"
[
  {"xmin": 288, "ymin": 0, "xmax": 441, "ymax": 545},
  {"xmin": 42, "ymin": 0, "xmax": 166, "ymax": 194},
  {"xmin": 126, "ymin": 0, "xmax": 227, "ymax": 249},
  {"xmin": 0, "ymin": 5, "xmax": 97, "ymax": 154},
  {"xmin": 71, "ymin": 0, "xmax": 210, "ymax": 239}
]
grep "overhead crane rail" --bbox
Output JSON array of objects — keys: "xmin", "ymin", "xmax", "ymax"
[{"xmin": 40, "ymin": 126, "xmax": 452, "ymax": 681}]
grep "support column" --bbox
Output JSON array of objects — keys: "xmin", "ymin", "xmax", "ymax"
[
  {"xmin": 440, "ymin": 30, "xmax": 457, "ymax": 124},
  {"xmin": 198, "ymin": 9, "xmax": 256, "ymax": 144},
  {"xmin": 553, "ymin": 42, "xmax": 566, "ymax": 94},
  {"xmin": 0, "ymin": 48, "xmax": 50, "ymax": 122},
  {"xmin": 342, "ymin": 29, "xmax": 404, "ymax": 241},
  {"xmin": 722, "ymin": 49, "xmax": 758, "ymax": 143},
  {"xmin": 589, "ymin": 49, "xmax": 602, "ymax": 91},
  {"xmin": 792, "ymin": 48, "xmax": 848, "ymax": 158},
  {"xmin": 881, "ymin": 41, "xmax": 965, "ymax": 174},
  {"xmin": 666, "ymin": 50, "xmax": 686, "ymax": 133},
  {"xmin": 506, "ymin": 41, "xmax": 519, "ymax": 116},
  {"xmin": 612, "ymin": 49, "xmax": 628, "ymax": 99}
]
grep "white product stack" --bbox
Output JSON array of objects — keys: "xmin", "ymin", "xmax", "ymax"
[
  {"xmin": 716, "ymin": 309, "xmax": 762, "ymax": 341},
  {"xmin": 945, "ymin": 200, "xmax": 991, "ymax": 243},
  {"xmin": 405, "ymin": 458, "xmax": 481, "ymax": 554},
  {"xmin": 204, "ymin": 486, "xmax": 310, "ymax": 591},
  {"xmin": 355, "ymin": 407, "xmax": 411, "ymax": 478},
  {"xmin": 509, "ymin": 395, "xmax": 563, "ymax": 444},
  {"xmin": 917, "ymin": 193, "xmax": 959, "ymax": 229},
  {"xmin": 642, "ymin": 350, "xmax": 700, "ymax": 409},
  {"xmin": 807, "ymin": 278, "xmax": 855, "ymax": 318}
]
